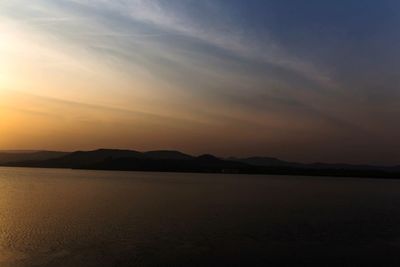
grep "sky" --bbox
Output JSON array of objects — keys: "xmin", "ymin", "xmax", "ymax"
[{"xmin": 1, "ymin": 0, "xmax": 400, "ymax": 164}]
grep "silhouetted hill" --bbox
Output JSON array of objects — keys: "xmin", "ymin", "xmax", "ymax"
[
  {"xmin": 197, "ymin": 154, "xmax": 221, "ymax": 162},
  {"xmin": 229, "ymin": 157, "xmax": 396, "ymax": 171},
  {"xmin": 17, "ymin": 149, "xmax": 143, "ymax": 168},
  {"xmin": 143, "ymin": 150, "xmax": 193, "ymax": 160},
  {"xmin": 0, "ymin": 151, "xmax": 68, "ymax": 164},
  {"xmin": 2, "ymin": 149, "xmax": 400, "ymax": 178},
  {"xmin": 230, "ymin": 156, "xmax": 299, "ymax": 167}
]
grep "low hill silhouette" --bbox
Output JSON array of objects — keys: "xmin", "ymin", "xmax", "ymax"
[
  {"xmin": 1, "ymin": 149, "xmax": 400, "ymax": 178},
  {"xmin": 0, "ymin": 151, "xmax": 68, "ymax": 164}
]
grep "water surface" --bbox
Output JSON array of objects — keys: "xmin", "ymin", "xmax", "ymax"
[{"xmin": 1, "ymin": 167, "xmax": 400, "ymax": 266}]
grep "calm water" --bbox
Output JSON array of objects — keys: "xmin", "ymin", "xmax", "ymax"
[{"xmin": 1, "ymin": 167, "xmax": 400, "ymax": 266}]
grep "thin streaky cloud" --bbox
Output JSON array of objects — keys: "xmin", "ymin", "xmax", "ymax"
[
  {"xmin": 62, "ymin": 0, "xmax": 336, "ymax": 89},
  {"xmin": 1, "ymin": 0, "xmax": 400, "ymax": 163}
]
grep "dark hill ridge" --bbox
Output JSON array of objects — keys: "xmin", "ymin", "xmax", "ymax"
[
  {"xmin": 58, "ymin": 149, "xmax": 144, "ymax": 166},
  {"xmin": 230, "ymin": 156, "xmax": 300, "ymax": 168},
  {"xmin": 232, "ymin": 157, "xmax": 400, "ymax": 171},
  {"xmin": 143, "ymin": 150, "xmax": 193, "ymax": 160},
  {"xmin": 4, "ymin": 149, "xmax": 194, "ymax": 169},
  {"xmin": 0, "ymin": 151, "xmax": 68, "ymax": 164},
  {"xmin": 1, "ymin": 149, "xmax": 400, "ymax": 178}
]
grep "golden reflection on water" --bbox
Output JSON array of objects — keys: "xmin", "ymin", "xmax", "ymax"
[
  {"xmin": 1, "ymin": 167, "xmax": 400, "ymax": 266},
  {"xmin": 0, "ymin": 167, "xmax": 140, "ymax": 266}
]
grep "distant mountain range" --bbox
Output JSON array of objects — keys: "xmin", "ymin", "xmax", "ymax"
[
  {"xmin": 0, "ymin": 151, "xmax": 68, "ymax": 164},
  {"xmin": 1, "ymin": 149, "xmax": 400, "ymax": 178}
]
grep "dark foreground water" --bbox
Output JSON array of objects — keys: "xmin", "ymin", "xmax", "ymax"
[{"xmin": 1, "ymin": 167, "xmax": 400, "ymax": 266}]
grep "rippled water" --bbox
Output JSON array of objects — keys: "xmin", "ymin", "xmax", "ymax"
[{"xmin": 1, "ymin": 167, "xmax": 400, "ymax": 266}]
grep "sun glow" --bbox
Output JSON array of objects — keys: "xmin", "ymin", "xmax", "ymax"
[
  {"xmin": 0, "ymin": 21, "xmax": 25, "ymax": 92},
  {"xmin": 0, "ymin": 30, "xmax": 9, "ymax": 90}
]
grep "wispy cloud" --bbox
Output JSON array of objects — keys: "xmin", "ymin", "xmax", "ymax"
[
  {"xmin": 2, "ymin": 0, "xmax": 399, "ymax": 163},
  {"xmin": 2, "ymin": 0, "xmax": 334, "ymax": 90},
  {"xmin": 0, "ymin": 0, "xmax": 352, "ymax": 133},
  {"xmin": 64, "ymin": 0, "xmax": 334, "ymax": 89}
]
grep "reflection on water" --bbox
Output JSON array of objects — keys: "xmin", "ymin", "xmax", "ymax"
[{"xmin": 0, "ymin": 167, "xmax": 400, "ymax": 266}]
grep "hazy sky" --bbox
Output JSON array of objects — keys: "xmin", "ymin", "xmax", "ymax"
[{"xmin": 1, "ymin": 0, "xmax": 400, "ymax": 164}]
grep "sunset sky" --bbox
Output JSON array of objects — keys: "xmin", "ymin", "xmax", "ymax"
[{"xmin": 1, "ymin": 0, "xmax": 400, "ymax": 164}]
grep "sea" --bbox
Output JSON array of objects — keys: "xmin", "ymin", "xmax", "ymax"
[{"xmin": 0, "ymin": 167, "xmax": 399, "ymax": 266}]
